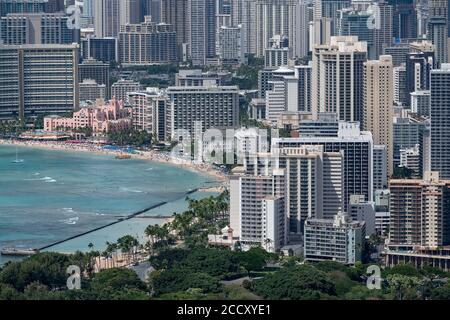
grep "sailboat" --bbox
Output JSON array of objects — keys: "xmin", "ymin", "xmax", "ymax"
[{"xmin": 12, "ymin": 146, "xmax": 24, "ymax": 164}]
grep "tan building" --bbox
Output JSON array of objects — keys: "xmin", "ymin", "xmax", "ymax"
[
  {"xmin": 363, "ymin": 55, "xmax": 394, "ymax": 176},
  {"xmin": 312, "ymin": 36, "xmax": 367, "ymax": 122},
  {"xmin": 389, "ymin": 172, "xmax": 450, "ymax": 249}
]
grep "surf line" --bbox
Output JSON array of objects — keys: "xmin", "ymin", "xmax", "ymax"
[{"xmin": 37, "ymin": 188, "xmax": 199, "ymax": 251}]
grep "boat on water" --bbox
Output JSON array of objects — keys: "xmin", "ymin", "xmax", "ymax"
[
  {"xmin": 115, "ymin": 154, "xmax": 132, "ymax": 160},
  {"xmin": 1, "ymin": 247, "xmax": 38, "ymax": 257}
]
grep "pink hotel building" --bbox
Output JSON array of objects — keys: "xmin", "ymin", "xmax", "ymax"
[{"xmin": 44, "ymin": 98, "xmax": 132, "ymax": 134}]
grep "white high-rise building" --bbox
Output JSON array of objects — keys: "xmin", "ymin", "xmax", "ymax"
[
  {"xmin": 230, "ymin": 169, "xmax": 287, "ymax": 252},
  {"xmin": 166, "ymin": 85, "xmax": 240, "ymax": 136},
  {"xmin": 218, "ymin": 25, "xmax": 245, "ymax": 65},
  {"xmin": 304, "ymin": 212, "xmax": 366, "ymax": 265},
  {"xmin": 270, "ymin": 122, "xmax": 374, "ymax": 212},
  {"xmin": 246, "ymin": 145, "xmax": 344, "ymax": 234},
  {"xmin": 255, "ymin": 0, "xmax": 300, "ymax": 57},
  {"xmin": 265, "ymin": 66, "xmax": 295, "ymax": 123},
  {"xmin": 128, "ymin": 88, "xmax": 170, "ymax": 142}
]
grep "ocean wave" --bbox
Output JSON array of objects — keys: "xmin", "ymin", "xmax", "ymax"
[
  {"xmin": 24, "ymin": 176, "xmax": 56, "ymax": 183},
  {"xmin": 62, "ymin": 208, "xmax": 75, "ymax": 214},
  {"xmin": 60, "ymin": 217, "xmax": 79, "ymax": 225},
  {"xmin": 120, "ymin": 187, "xmax": 144, "ymax": 193}
]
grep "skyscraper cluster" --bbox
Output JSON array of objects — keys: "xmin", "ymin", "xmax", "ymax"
[{"xmin": 2, "ymin": 0, "xmax": 450, "ymax": 269}]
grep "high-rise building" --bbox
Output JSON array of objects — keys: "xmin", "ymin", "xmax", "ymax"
[
  {"xmin": 430, "ymin": 63, "xmax": 450, "ymax": 179},
  {"xmin": 246, "ymin": 145, "xmax": 344, "ymax": 234},
  {"xmin": 264, "ymin": 35, "xmax": 293, "ymax": 69},
  {"xmin": 230, "ymin": 169, "xmax": 287, "ymax": 252},
  {"xmin": 231, "ymin": 0, "xmax": 257, "ymax": 55},
  {"xmin": 118, "ymin": 18, "xmax": 177, "ymax": 65},
  {"xmin": 215, "ymin": 0, "xmax": 232, "ymax": 55},
  {"xmin": 295, "ymin": 64, "xmax": 312, "ymax": 112},
  {"xmin": 304, "ymin": 212, "xmax": 365, "ymax": 265},
  {"xmin": 393, "ymin": 64, "xmax": 407, "ymax": 105},
  {"xmin": 411, "ymin": 90, "xmax": 431, "ymax": 117},
  {"xmin": 93, "ymin": 0, "xmax": 144, "ymax": 38},
  {"xmin": 111, "ymin": 79, "xmax": 143, "ymax": 104},
  {"xmin": 81, "ymin": 0, "xmax": 94, "ymax": 27},
  {"xmin": 0, "ymin": 12, "xmax": 79, "ymax": 45},
  {"xmin": 295, "ymin": 0, "xmax": 312, "ymax": 58},
  {"xmin": 405, "ymin": 41, "xmax": 435, "ymax": 100},
  {"xmin": 393, "ymin": 114, "xmax": 430, "ymax": 172},
  {"xmin": 81, "ymin": 37, "xmax": 118, "ymax": 63},
  {"xmin": 384, "ymin": 43, "xmax": 411, "ymax": 67},
  {"xmin": 313, "ymin": 0, "xmax": 351, "ymax": 36},
  {"xmin": 265, "ymin": 66, "xmax": 295, "ymax": 123},
  {"xmin": 363, "ymin": 55, "xmax": 394, "ymax": 176},
  {"xmin": 270, "ymin": 122, "xmax": 374, "ymax": 211},
  {"xmin": 374, "ymin": 1, "xmax": 393, "ymax": 59},
  {"xmin": 389, "ymin": 171, "xmax": 450, "ymax": 248},
  {"xmin": 161, "ymin": 0, "xmax": 191, "ymax": 57},
  {"xmin": 79, "ymin": 58, "xmax": 110, "ymax": 99},
  {"xmin": 218, "ymin": 25, "xmax": 245, "ymax": 65},
  {"xmin": 189, "ymin": 0, "xmax": 217, "ymax": 65},
  {"xmin": 144, "ymin": 0, "xmax": 162, "ymax": 22},
  {"xmin": 255, "ymin": 0, "xmax": 299, "ymax": 58},
  {"xmin": 427, "ymin": 0, "xmax": 448, "ymax": 66},
  {"xmin": 93, "ymin": 0, "xmax": 120, "ymax": 38},
  {"xmin": 128, "ymin": 88, "xmax": 169, "ymax": 142},
  {"xmin": 0, "ymin": 44, "xmax": 79, "ymax": 121},
  {"xmin": 373, "ymin": 145, "xmax": 388, "ymax": 190},
  {"xmin": 388, "ymin": 0, "xmax": 417, "ymax": 40},
  {"xmin": 79, "ymin": 79, "xmax": 106, "ymax": 103},
  {"xmin": 0, "ymin": 0, "xmax": 47, "ymax": 17},
  {"xmin": 312, "ymin": 36, "xmax": 367, "ymax": 122},
  {"xmin": 338, "ymin": 8, "xmax": 375, "ymax": 59},
  {"xmin": 166, "ymin": 85, "xmax": 239, "ymax": 136}
]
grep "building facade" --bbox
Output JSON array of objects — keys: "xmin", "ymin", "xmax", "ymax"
[
  {"xmin": 118, "ymin": 18, "xmax": 177, "ymax": 65},
  {"xmin": 166, "ymin": 85, "xmax": 239, "ymax": 137},
  {"xmin": 0, "ymin": 44, "xmax": 79, "ymax": 121}
]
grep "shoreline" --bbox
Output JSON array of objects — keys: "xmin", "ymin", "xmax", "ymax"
[
  {"xmin": 0, "ymin": 139, "xmax": 221, "ymax": 263},
  {"xmin": 0, "ymin": 139, "xmax": 229, "ymax": 185}
]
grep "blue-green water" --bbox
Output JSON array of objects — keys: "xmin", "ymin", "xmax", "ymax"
[{"xmin": 0, "ymin": 145, "xmax": 216, "ymax": 265}]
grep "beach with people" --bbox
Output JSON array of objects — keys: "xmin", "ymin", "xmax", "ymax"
[{"xmin": 0, "ymin": 139, "xmax": 229, "ymax": 184}]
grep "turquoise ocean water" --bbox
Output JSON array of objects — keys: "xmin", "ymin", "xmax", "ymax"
[{"xmin": 0, "ymin": 145, "xmax": 217, "ymax": 265}]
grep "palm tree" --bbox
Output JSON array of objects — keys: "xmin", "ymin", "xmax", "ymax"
[
  {"xmin": 264, "ymin": 238, "xmax": 273, "ymax": 252},
  {"xmin": 117, "ymin": 235, "xmax": 139, "ymax": 264},
  {"xmin": 105, "ymin": 241, "xmax": 118, "ymax": 268}
]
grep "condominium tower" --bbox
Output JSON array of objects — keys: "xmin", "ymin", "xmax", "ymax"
[
  {"xmin": 363, "ymin": 55, "xmax": 394, "ymax": 176},
  {"xmin": 312, "ymin": 36, "xmax": 368, "ymax": 122},
  {"xmin": 0, "ymin": 44, "xmax": 79, "ymax": 120}
]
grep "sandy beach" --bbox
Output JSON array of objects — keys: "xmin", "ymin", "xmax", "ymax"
[{"xmin": 0, "ymin": 139, "xmax": 229, "ymax": 185}]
